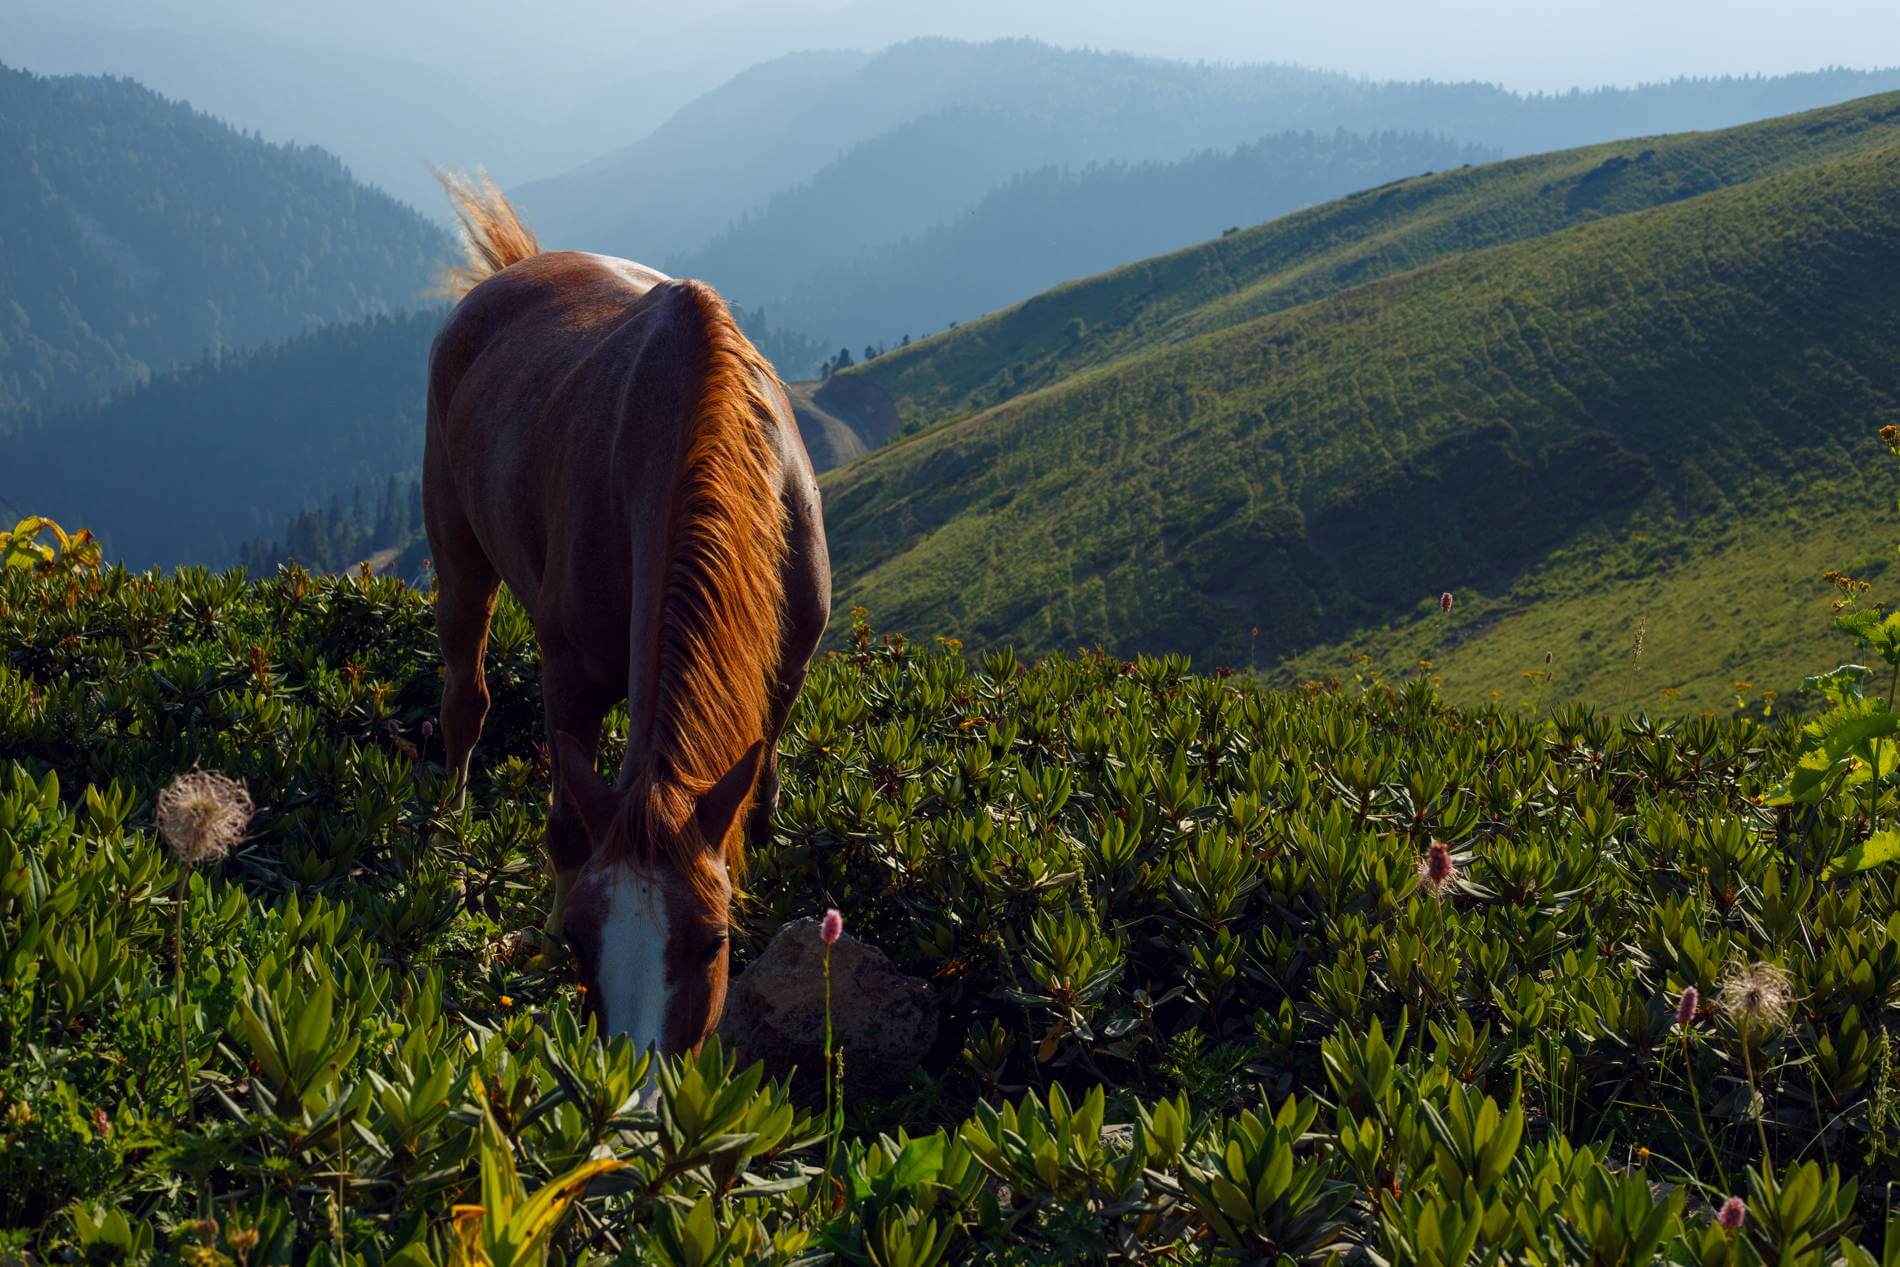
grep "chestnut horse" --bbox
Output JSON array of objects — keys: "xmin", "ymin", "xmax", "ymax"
[{"xmin": 424, "ymin": 172, "xmax": 830, "ymax": 1062}]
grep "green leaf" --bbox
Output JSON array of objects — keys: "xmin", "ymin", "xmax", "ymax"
[{"xmin": 1826, "ymin": 828, "xmax": 1900, "ymax": 877}]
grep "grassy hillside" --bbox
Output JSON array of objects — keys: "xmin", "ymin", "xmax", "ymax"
[
  {"xmin": 852, "ymin": 91, "xmax": 1900, "ymax": 427},
  {"xmin": 0, "ymin": 62, "xmax": 448, "ymax": 418},
  {"xmin": 819, "ymin": 101, "xmax": 1900, "ymax": 713},
  {"xmin": 9, "ymin": 555, "xmax": 1900, "ymax": 1260}
]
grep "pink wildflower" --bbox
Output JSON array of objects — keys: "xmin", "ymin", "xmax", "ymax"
[
  {"xmin": 820, "ymin": 909, "xmax": 843, "ymax": 946},
  {"xmin": 1676, "ymin": 985, "xmax": 1698, "ymax": 1028},
  {"xmin": 1717, "ymin": 1196, "xmax": 1745, "ymax": 1231},
  {"xmin": 421, "ymin": 719, "xmax": 434, "ymax": 738},
  {"xmin": 1419, "ymin": 840, "xmax": 1456, "ymax": 898}
]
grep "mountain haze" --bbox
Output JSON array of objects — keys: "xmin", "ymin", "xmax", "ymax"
[
  {"xmin": 684, "ymin": 127, "xmax": 1498, "ymax": 357},
  {"xmin": 518, "ymin": 39, "xmax": 1900, "ymax": 354}
]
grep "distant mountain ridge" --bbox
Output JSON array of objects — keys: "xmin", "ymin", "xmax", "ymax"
[
  {"xmin": 517, "ymin": 38, "xmax": 1900, "ymax": 357},
  {"xmin": 850, "ymin": 89, "xmax": 1900, "ymax": 427},
  {"xmin": 684, "ymin": 126, "xmax": 1499, "ymax": 359},
  {"xmin": 0, "ymin": 61, "xmax": 449, "ymax": 418}
]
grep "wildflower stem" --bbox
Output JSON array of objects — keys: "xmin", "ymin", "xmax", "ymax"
[
  {"xmin": 823, "ymin": 940, "xmax": 837, "ymax": 1186},
  {"xmin": 1741, "ymin": 1033, "xmax": 1772, "ymax": 1167},
  {"xmin": 174, "ymin": 863, "xmax": 191, "ymax": 1126},
  {"xmin": 1676, "ymin": 1032, "xmax": 1726, "ymax": 1189}
]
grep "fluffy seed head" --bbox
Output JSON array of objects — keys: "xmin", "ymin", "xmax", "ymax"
[
  {"xmin": 1717, "ymin": 1196, "xmax": 1745, "ymax": 1231},
  {"xmin": 820, "ymin": 909, "xmax": 844, "ymax": 945},
  {"xmin": 155, "ymin": 769, "xmax": 254, "ymax": 866},
  {"xmin": 1719, "ymin": 961, "xmax": 1794, "ymax": 1033},
  {"xmin": 1440, "ymin": 591, "xmax": 1454, "ymax": 615},
  {"xmin": 1675, "ymin": 984, "xmax": 1699, "ymax": 1029}
]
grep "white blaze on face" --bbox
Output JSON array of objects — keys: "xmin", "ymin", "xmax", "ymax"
[{"xmin": 592, "ymin": 863, "xmax": 672, "ymax": 1099}]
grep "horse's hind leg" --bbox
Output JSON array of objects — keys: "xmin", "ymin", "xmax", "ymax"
[
  {"xmin": 437, "ymin": 570, "xmax": 499, "ymax": 810},
  {"xmin": 425, "ymin": 466, "xmax": 500, "ymax": 811},
  {"xmin": 539, "ymin": 650, "xmax": 612, "ymax": 941}
]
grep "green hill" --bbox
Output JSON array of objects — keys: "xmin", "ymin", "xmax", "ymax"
[
  {"xmin": 820, "ymin": 92, "xmax": 1900, "ymax": 714},
  {"xmin": 0, "ymin": 61, "xmax": 448, "ymax": 418},
  {"xmin": 852, "ymin": 91, "xmax": 1900, "ymax": 428}
]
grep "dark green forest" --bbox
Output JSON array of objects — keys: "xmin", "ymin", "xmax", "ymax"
[
  {"xmin": 236, "ymin": 475, "xmax": 426, "ymax": 579},
  {"xmin": 0, "ymin": 61, "xmax": 448, "ymax": 419},
  {"xmin": 0, "ymin": 310, "xmax": 441, "ymax": 570}
]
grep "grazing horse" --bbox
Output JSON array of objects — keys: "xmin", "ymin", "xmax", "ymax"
[{"xmin": 424, "ymin": 172, "xmax": 830, "ymax": 1060}]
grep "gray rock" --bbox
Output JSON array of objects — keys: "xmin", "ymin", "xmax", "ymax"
[{"xmin": 717, "ymin": 916, "xmax": 937, "ymax": 1098}]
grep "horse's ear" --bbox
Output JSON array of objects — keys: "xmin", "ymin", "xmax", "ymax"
[
  {"xmin": 553, "ymin": 731, "xmax": 618, "ymax": 841},
  {"xmin": 692, "ymin": 740, "xmax": 766, "ymax": 849}
]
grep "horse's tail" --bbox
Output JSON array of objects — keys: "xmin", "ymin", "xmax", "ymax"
[{"xmin": 433, "ymin": 167, "xmax": 541, "ymax": 298}]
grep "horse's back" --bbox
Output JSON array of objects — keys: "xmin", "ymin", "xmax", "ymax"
[
  {"xmin": 427, "ymin": 251, "xmax": 672, "ymax": 432},
  {"xmin": 424, "ymin": 250, "xmax": 827, "ymax": 694}
]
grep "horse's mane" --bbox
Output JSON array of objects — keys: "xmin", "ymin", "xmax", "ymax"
[
  {"xmin": 633, "ymin": 281, "xmax": 788, "ymax": 896},
  {"xmin": 433, "ymin": 168, "xmax": 541, "ymax": 298}
]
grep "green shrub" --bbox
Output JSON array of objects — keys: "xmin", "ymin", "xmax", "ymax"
[{"xmin": 4, "ymin": 560, "xmax": 1900, "ymax": 1261}]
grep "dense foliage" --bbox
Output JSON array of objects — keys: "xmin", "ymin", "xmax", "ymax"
[
  {"xmin": 822, "ymin": 93, "xmax": 1900, "ymax": 711},
  {"xmin": 0, "ymin": 62, "xmax": 448, "ymax": 419},
  {"xmin": 6, "ymin": 552, "xmax": 1900, "ymax": 1262}
]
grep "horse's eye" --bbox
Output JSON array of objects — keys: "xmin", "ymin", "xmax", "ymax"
[{"xmin": 702, "ymin": 935, "xmax": 728, "ymax": 964}]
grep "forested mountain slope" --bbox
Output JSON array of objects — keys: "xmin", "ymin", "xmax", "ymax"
[
  {"xmin": 0, "ymin": 311, "xmax": 442, "ymax": 570},
  {"xmin": 0, "ymin": 62, "xmax": 448, "ymax": 417}
]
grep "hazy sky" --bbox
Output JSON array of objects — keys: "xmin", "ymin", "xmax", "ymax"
[{"xmin": 15, "ymin": 0, "xmax": 1900, "ymax": 95}]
